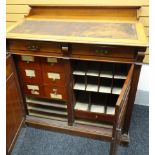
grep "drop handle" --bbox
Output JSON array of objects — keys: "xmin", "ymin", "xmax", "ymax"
[
  {"xmin": 27, "ymin": 44, "xmax": 39, "ymax": 51},
  {"xmin": 53, "ymin": 88, "xmax": 57, "ymax": 95},
  {"xmin": 31, "ymin": 89, "xmax": 39, "ymax": 95},
  {"xmin": 95, "ymin": 49, "xmax": 109, "ymax": 54}
]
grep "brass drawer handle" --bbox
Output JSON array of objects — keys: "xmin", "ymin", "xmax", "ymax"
[
  {"xmin": 96, "ymin": 49, "xmax": 109, "ymax": 54},
  {"xmin": 27, "ymin": 44, "xmax": 39, "ymax": 51},
  {"xmin": 53, "ymin": 88, "xmax": 57, "ymax": 94},
  {"xmin": 31, "ymin": 90, "xmax": 39, "ymax": 95}
]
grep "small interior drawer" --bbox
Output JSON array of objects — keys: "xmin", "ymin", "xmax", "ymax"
[
  {"xmin": 44, "ymin": 85, "xmax": 67, "ymax": 101},
  {"xmin": 8, "ymin": 40, "xmax": 61, "ymax": 54},
  {"xmin": 42, "ymin": 70, "xmax": 65, "ymax": 86},
  {"xmin": 23, "ymin": 83, "xmax": 44, "ymax": 97},
  {"xmin": 19, "ymin": 67, "xmax": 43, "ymax": 84},
  {"xmin": 75, "ymin": 110, "xmax": 114, "ymax": 123},
  {"xmin": 41, "ymin": 57, "xmax": 65, "ymax": 73},
  {"xmin": 71, "ymin": 44, "xmax": 136, "ymax": 59},
  {"xmin": 17, "ymin": 55, "xmax": 41, "ymax": 68}
]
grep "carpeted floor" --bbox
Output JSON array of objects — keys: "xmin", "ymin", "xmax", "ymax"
[{"xmin": 11, "ymin": 104, "xmax": 149, "ymax": 155}]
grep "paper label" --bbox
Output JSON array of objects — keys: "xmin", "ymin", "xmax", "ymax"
[
  {"xmin": 21, "ymin": 56, "xmax": 34, "ymax": 62},
  {"xmin": 50, "ymin": 93, "xmax": 62, "ymax": 99},
  {"xmin": 25, "ymin": 69, "xmax": 36, "ymax": 77},
  {"xmin": 47, "ymin": 57, "xmax": 57, "ymax": 63},
  {"xmin": 47, "ymin": 73, "xmax": 60, "ymax": 80},
  {"xmin": 27, "ymin": 85, "xmax": 39, "ymax": 90}
]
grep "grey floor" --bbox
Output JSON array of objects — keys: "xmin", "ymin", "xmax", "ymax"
[{"xmin": 11, "ymin": 104, "xmax": 148, "ymax": 155}]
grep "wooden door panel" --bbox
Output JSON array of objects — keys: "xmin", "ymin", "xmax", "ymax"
[{"xmin": 6, "ymin": 55, "xmax": 24, "ymax": 153}]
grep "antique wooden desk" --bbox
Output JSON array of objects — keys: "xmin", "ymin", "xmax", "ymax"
[{"xmin": 6, "ymin": 5, "xmax": 147, "ymax": 155}]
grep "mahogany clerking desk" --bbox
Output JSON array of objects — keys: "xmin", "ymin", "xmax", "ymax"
[{"xmin": 6, "ymin": 4, "xmax": 148, "ymax": 155}]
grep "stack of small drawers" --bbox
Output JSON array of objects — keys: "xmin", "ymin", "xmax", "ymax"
[{"xmin": 17, "ymin": 55, "xmax": 67, "ymax": 101}]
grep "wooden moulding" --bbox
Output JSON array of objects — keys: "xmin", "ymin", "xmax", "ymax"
[
  {"xmin": 27, "ymin": 5, "xmax": 139, "ymax": 20},
  {"xmin": 25, "ymin": 115, "xmax": 130, "ymax": 144},
  {"xmin": 25, "ymin": 115, "xmax": 113, "ymax": 142}
]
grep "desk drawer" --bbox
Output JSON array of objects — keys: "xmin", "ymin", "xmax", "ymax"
[
  {"xmin": 42, "ymin": 70, "xmax": 65, "ymax": 86},
  {"xmin": 41, "ymin": 57, "xmax": 65, "ymax": 73},
  {"xmin": 24, "ymin": 83, "xmax": 44, "ymax": 97},
  {"xmin": 17, "ymin": 55, "xmax": 41, "ymax": 68},
  {"xmin": 71, "ymin": 44, "xmax": 136, "ymax": 59},
  {"xmin": 75, "ymin": 110, "xmax": 114, "ymax": 123},
  {"xmin": 19, "ymin": 67, "xmax": 43, "ymax": 84},
  {"xmin": 44, "ymin": 85, "xmax": 67, "ymax": 101},
  {"xmin": 8, "ymin": 40, "xmax": 61, "ymax": 54}
]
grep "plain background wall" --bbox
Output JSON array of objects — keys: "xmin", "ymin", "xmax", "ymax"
[
  {"xmin": 138, "ymin": 65, "xmax": 149, "ymax": 91},
  {"xmin": 136, "ymin": 65, "xmax": 149, "ymax": 106}
]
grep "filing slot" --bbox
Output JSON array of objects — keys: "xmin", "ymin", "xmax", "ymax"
[{"xmin": 72, "ymin": 60, "xmax": 131, "ymax": 124}]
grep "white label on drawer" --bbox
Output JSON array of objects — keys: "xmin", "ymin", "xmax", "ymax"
[
  {"xmin": 50, "ymin": 93, "xmax": 62, "ymax": 99},
  {"xmin": 21, "ymin": 56, "xmax": 34, "ymax": 62},
  {"xmin": 25, "ymin": 69, "xmax": 36, "ymax": 77},
  {"xmin": 47, "ymin": 73, "xmax": 60, "ymax": 80},
  {"xmin": 47, "ymin": 57, "xmax": 57, "ymax": 63},
  {"xmin": 27, "ymin": 85, "xmax": 39, "ymax": 90}
]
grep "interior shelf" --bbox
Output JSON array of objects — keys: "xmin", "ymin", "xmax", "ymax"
[
  {"xmin": 73, "ymin": 76, "xmax": 86, "ymax": 90},
  {"xmin": 72, "ymin": 61, "xmax": 129, "ymax": 79},
  {"xmin": 99, "ymin": 78, "xmax": 112, "ymax": 94},
  {"xmin": 86, "ymin": 62, "xmax": 100, "ymax": 77},
  {"xmin": 26, "ymin": 97, "xmax": 67, "ymax": 109},
  {"xmin": 28, "ymin": 105, "xmax": 67, "ymax": 115},
  {"xmin": 86, "ymin": 77, "xmax": 98, "ymax": 92},
  {"xmin": 74, "ymin": 91, "xmax": 116, "ymax": 115},
  {"xmin": 100, "ymin": 63, "xmax": 113, "ymax": 78},
  {"xmin": 114, "ymin": 64, "xmax": 129, "ymax": 79},
  {"xmin": 72, "ymin": 61, "xmax": 129, "ymax": 98},
  {"xmin": 112, "ymin": 79, "xmax": 124, "ymax": 95},
  {"xmin": 74, "ymin": 91, "xmax": 89, "ymax": 111},
  {"xmin": 26, "ymin": 97, "xmax": 68, "ymax": 119},
  {"xmin": 73, "ymin": 61, "xmax": 87, "ymax": 76},
  {"xmin": 28, "ymin": 111, "xmax": 67, "ymax": 121}
]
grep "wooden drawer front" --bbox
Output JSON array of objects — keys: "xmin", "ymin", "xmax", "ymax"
[
  {"xmin": 24, "ymin": 84, "xmax": 44, "ymax": 97},
  {"xmin": 42, "ymin": 71, "xmax": 65, "ymax": 86},
  {"xmin": 75, "ymin": 110, "xmax": 114, "ymax": 123},
  {"xmin": 44, "ymin": 85, "xmax": 67, "ymax": 101},
  {"xmin": 17, "ymin": 55, "xmax": 41, "ymax": 68},
  {"xmin": 41, "ymin": 57, "xmax": 65, "ymax": 73},
  {"xmin": 9, "ymin": 40, "xmax": 61, "ymax": 53},
  {"xmin": 19, "ymin": 67, "xmax": 42, "ymax": 84},
  {"xmin": 72, "ymin": 44, "xmax": 136, "ymax": 59}
]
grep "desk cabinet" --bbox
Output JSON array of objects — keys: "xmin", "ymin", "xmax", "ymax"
[{"xmin": 6, "ymin": 5, "xmax": 147, "ymax": 155}]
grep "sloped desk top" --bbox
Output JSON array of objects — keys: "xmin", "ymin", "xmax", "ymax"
[{"xmin": 7, "ymin": 19, "xmax": 147, "ymax": 47}]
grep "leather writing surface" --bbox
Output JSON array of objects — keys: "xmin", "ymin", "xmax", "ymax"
[{"xmin": 10, "ymin": 20, "xmax": 137, "ymax": 40}]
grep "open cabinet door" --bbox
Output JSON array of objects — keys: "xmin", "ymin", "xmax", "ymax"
[
  {"xmin": 109, "ymin": 64, "xmax": 134, "ymax": 155},
  {"xmin": 6, "ymin": 54, "xmax": 25, "ymax": 154}
]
